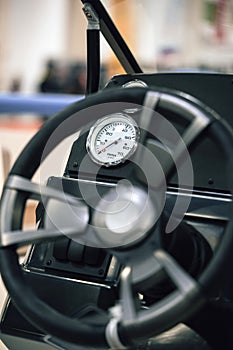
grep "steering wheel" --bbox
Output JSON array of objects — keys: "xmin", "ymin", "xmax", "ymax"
[{"xmin": 0, "ymin": 87, "xmax": 233, "ymax": 348}]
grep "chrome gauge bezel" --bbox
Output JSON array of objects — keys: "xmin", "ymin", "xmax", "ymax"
[{"xmin": 86, "ymin": 113, "xmax": 140, "ymax": 167}]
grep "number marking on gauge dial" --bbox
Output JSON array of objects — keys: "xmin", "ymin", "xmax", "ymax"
[{"xmin": 97, "ymin": 137, "xmax": 122, "ymax": 154}]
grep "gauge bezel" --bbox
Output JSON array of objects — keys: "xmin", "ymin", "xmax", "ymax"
[{"xmin": 86, "ymin": 113, "xmax": 140, "ymax": 167}]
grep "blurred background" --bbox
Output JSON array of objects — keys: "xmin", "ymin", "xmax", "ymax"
[{"xmin": 0, "ymin": 0, "xmax": 233, "ymax": 94}]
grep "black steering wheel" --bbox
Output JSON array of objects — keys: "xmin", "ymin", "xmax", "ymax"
[{"xmin": 0, "ymin": 87, "xmax": 233, "ymax": 348}]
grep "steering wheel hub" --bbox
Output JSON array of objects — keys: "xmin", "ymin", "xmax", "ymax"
[{"xmin": 92, "ymin": 181, "xmax": 157, "ymax": 248}]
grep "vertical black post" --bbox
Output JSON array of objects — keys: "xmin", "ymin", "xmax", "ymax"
[
  {"xmin": 86, "ymin": 29, "xmax": 100, "ymax": 94},
  {"xmin": 83, "ymin": 3, "xmax": 101, "ymax": 95}
]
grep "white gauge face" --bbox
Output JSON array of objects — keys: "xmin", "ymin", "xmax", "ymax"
[{"xmin": 86, "ymin": 113, "xmax": 140, "ymax": 167}]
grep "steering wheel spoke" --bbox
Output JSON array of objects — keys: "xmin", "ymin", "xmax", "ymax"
[
  {"xmin": 120, "ymin": 266, "xmax": 137, "ymax": 321},
  {"xmin": 0, "ymin": 226, "xmax": 82, "ymax": 248},
  {"xmin": 181, "ymin": 113, "xmax": 210, "ymax": 148},
  {"xmin": 5, "ymin": 175, "xmax": 82, "ymax": 204},
  {"xmin": 0, "ymin": 175, "xmax": 89, "ymax": 247},
  {"xmin": 153, "ymin": 249, "xmax": 198, "ymax": 295}
]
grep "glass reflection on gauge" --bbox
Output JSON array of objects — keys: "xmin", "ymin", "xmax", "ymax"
[{"xmin": 86, "ymin": 113, "xmax": 140, "ymax": 167}]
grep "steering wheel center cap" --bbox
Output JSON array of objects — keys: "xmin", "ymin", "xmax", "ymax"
[
  {"xmin": 105, "ymin": 199, "xmax": 142, "ymax": 234},
  {"xmin": 92, "ymin": 182, "xmax": 157, "ymax": 248}
]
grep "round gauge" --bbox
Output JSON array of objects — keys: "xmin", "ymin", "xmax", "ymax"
[
  {"xmin": 123, "ymin": 79, "xmax": 148, "ymax": 88},
  {"xmin": 86, "ymin": 113, "xmax": 140, "ymax": 167}
]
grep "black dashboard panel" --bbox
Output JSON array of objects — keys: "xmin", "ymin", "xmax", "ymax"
[
  {"xmin": 104, "ymin": 73, "xmax": 233, "ymax": 192},
  {"xmin": 106, "ymin": 73, "xmax": 233, "ymax": 124}
]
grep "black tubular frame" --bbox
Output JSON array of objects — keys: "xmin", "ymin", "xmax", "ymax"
[
  {"xmin": 86, "ymin": 29, "xmax": 100, "ymax": 94},
  {"xmin": 81, "ymin": 0, "xmax": 143, "ymax": 94}
]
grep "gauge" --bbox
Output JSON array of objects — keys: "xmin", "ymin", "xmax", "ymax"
[
  {"xmin": 123, "ymin": 79, "xmax": 148, "ymax": 88},
  {"xmin": 86, "ymin": 113, "xmax": 140, "ymax": 167}
]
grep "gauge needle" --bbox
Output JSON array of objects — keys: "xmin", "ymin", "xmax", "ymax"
[{"xmin": 98, "ymin": 137, "xmax": 122, "ymax": 154}]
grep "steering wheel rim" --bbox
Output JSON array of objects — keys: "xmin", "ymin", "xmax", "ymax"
[{"xmin": 0, "ymin": 87, "xmax": 233, "ymax": 348}]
